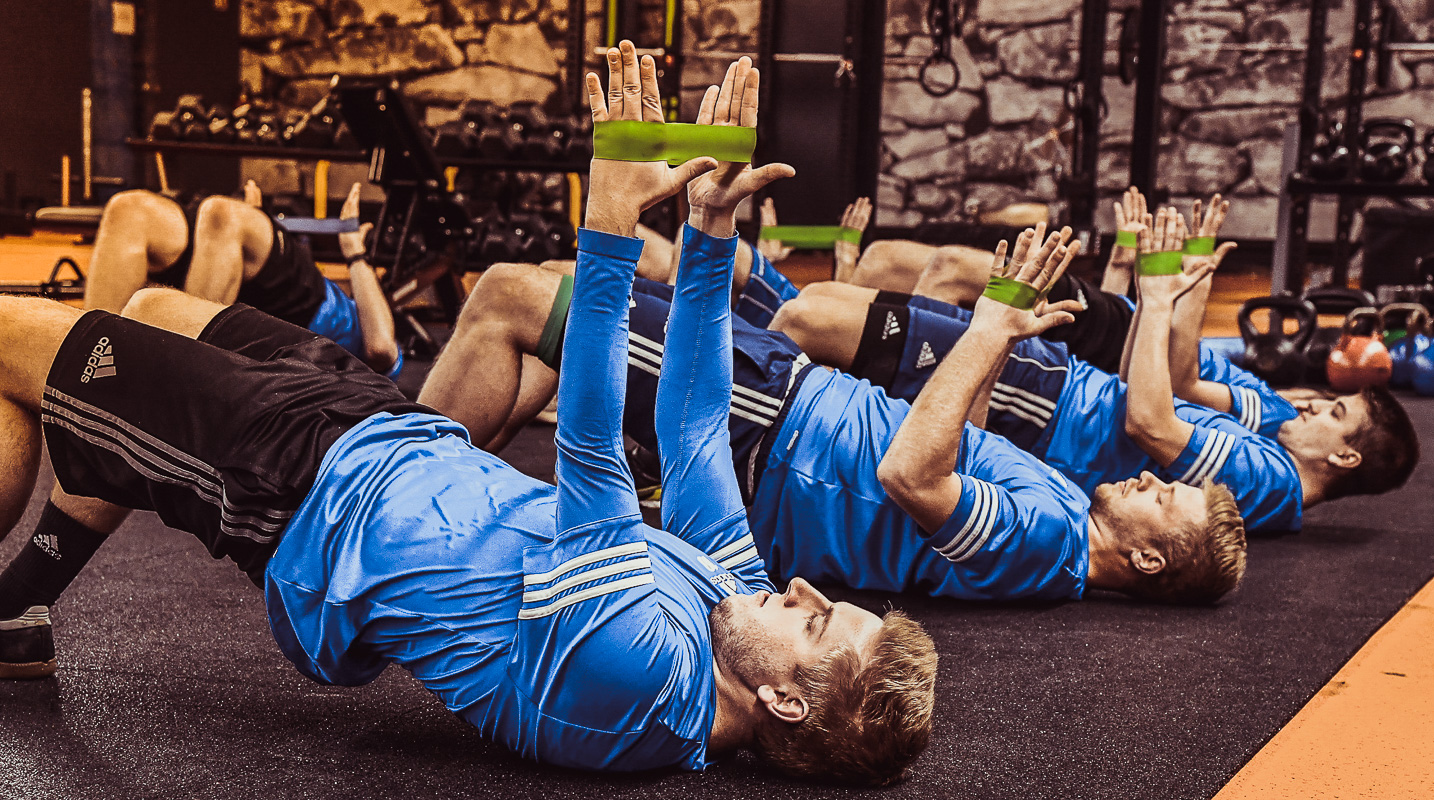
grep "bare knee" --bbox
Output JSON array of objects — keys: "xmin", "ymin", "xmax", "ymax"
[
  {"xmin": 103, "ymin": 190, "xmax": 172, "ymax": 225},
  {"xmin": 769, "ymin": 289, "xmax": 821, "ymax": 338},
  {"xmin": 121, "ymin": 287, "xmax": 225, "ymax": 338},
  {"xmin": 454, "ymin": 263, "xmax": 560, "ymax": 349}
]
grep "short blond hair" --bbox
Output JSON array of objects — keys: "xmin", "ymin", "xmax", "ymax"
[
  {"xmin": 754, "ymin": 610, "xmax": 938, "ymax": 786},
  {"xmin": 1129, "ymin": 482, "xmax": 1247, "ymax": 604}
]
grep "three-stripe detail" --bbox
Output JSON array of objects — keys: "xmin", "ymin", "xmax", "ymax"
[
  {"xmin": 627, "ymin": 330, "xmax": 783, "ymax": 427},
  {"xmin": 710, "ymin": 533, "xmax": 760, "ymax": 571},
  {"xmin": 41, "ymin": 387, "xmax": 291, "ymax": 543},
  {"xmin": 519, "ymin": 541, "xmax": 654, "ymax": 619},
  {"xmin": 989, "ymin": 382, "xmax": 1056, "ymax": 429},
  {"xmin": 1178, "ymin": 429, "xmax": 1236, "ymax": 485},
  {"xmin": 1234, "ymin": 386, "xmax": 1263, "ymax": 432},
  {"xmin": 931, "ymin": 476, "xmax": 1001, "ymax": 563}
]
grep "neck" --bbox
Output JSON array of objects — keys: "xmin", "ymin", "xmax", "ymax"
[
  {"xmin": 1085, "ymin": 514, "xmax": 1131, "ymax": 593},
  {"xmin": 1290, "ymin": 455, "xmax": 1326, "ymax": 508},
  {"xmin": 708, "ymin": 659, "xmax": 755, "ymax": 755}
]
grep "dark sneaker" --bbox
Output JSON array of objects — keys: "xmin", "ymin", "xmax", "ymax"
[{"xmin": 0, "ymin": 606, "xmax": 56, "ymax": 679}]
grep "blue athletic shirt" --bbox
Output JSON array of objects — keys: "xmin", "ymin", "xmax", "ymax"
[
  {"xmin": 1041, "ymin": 359, "xmax": 1304, "ymax": 533},
  {"xmin": 1197, "ymin": 343, "xmax": 1297, "ymax": 440},
  {"xmin": 749, "ymin": 366, "xmax": 1090, "ymax": 601},
  {"xmin": 264, "ymin": 227, "xmax": 772, "ymax": 773},
  {"xmin": 306, "ymin": 277, "xmax": 404, "ymax": 379}
]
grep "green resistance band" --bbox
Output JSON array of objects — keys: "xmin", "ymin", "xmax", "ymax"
[
  {"xmin": 758, "ymin": 225, "xmax": 863, "ymax": 248},
  {"xmin": 1183, "ymin": 236, "xmax": 1215, "ymax": 256},
  {"xmin": 982, "ymin": 276, "xmax": 1038, "ymax": 310},
  {"xmin": 593, "ymin": 120, "xmax": 756, "ymax": 166},
  {"xmin": 1138, "ymin": 251, "xmax": 1184, "ymax": 276},
  {"xmin": 1115, "ymin": 230, "xmax": 1139, "ymax": 248}
]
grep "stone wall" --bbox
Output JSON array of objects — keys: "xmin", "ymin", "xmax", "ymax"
[{"xmin": 879, "ymin": 0, "xmax": 1434, "ymax": 238}]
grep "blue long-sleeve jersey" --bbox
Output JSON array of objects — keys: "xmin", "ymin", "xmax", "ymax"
[{"xmin": 264, "ymin": 227, "xmax": 772, "ymax": 773}]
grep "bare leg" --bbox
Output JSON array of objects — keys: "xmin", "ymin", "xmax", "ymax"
[
  {"xmin": 0, "ymin": 298, "xmax": 86, "ymax": 541},
  {"xmin": 184, "ymin": 196, "xmax": 275, "ymax": 304},
  {"xmin": 84, "ymin": 191, "xmax": 190, "ymax": 313},
  {"xmin": 844, "ymin": 239, "xmax": 938, "ymax": 293},
  {"xmin": 768, "ymin": 281, "xmax": 880, "ymax": 369},
  {"xmin": 910, "ymin": 244, "xmax": 991, "ymax": 307},
  {"xmin": 419, "ymin": 263, "xmax": 563, "ymax": 445},
  {"xmin": 485, "ymin": 357, "xmax": 559, "ymax": 452}
]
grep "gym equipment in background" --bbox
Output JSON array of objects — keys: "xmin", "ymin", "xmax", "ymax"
[
  {"xmin": 1360, "ymin": 206, "xmax": 1434, "ymax": 294},
  {"xmin": 1308, "ymin": 120, "xmax": 1352, "ymax": 180},
  {"xmin": 1238, "ymin": 295, "xmax": 1318, "ymax": 387},
  {"xmin": 1381, "ymin": 303, "xmax": 1430, "ymax": 388},
  {"xmin": 1422, "ymin": 129, "xmax": 1434, "ymax": 185},
  {"xmin": 1326, "ymin": 307, "xmax": 1392, "ymax": 391},
  {"xmin": 1358, "ymin": 118, "xmax": 1416, "ymax": 183},
  {"xmin": 1301, "ymin": 286, "xmax": 1378, "ymax": 380}
]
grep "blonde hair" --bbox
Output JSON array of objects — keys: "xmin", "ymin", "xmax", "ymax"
[
  {"xmin": 1129, "ymin": 481, "xmax": 1247, "ymax": 604},
  {"xmin": 754, "ymin": 610, "xmax": 938, "ymax": 787}
]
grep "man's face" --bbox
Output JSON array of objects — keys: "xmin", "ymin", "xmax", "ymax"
[
  {"xmin": 1093, "ymin": 471, "xmax": 1207, "ymax": 535},
  {"xmin": 1277, "ymin": 393, "xmax": 1369, "ymax": 460},
  {"xmin": 709, "ymin": 578, "xmax": 883, "ymax": 693}
]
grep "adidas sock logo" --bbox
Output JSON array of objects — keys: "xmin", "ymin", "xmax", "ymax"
[
  {"xmin": 33, "ymin": 532, "xmax": 61, "ymax": 560},
  {"xmin": 882, "ymin": 311, "xmax": 901, "ymax": 339},
  {"xmin": 915, "ymin": 341, "xmax": 937, "ymax": 369}
]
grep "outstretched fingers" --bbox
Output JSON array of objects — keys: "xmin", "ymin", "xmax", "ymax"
[
  {"xmin": 739, "ymin": 65, "xmax": 760, "ymax": 128},
  {"xmin": 696, "ymin": 84, "xmax": 719, "ymax": 126},
  {"xmin": 989, "ymin": 240, "xmax": 1010, "ymax": 277},
  {"xmin": 586, "ymin": 72, "xmax": 609, "ymax": 122},
  {"xmin": 638, "ymin": 54, "xmax": 663, "ymax": 122}
]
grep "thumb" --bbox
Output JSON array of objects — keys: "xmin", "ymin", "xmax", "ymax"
[
  {"xmin": 670, "ymin": 156, "xmax": 719, "ymax": 187},
  {"xmin": 747, "ymin": 163, "xmax": 797, "ymax": 193},
  {"xmin": 1212, "ymin": 241, "xmax": 1238, "ymax": 266},
  {"xmin": 358, "ymin": 222, "xmax": 373, "ymax": 239}
]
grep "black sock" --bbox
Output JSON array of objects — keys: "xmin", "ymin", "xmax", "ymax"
[{"xmin": 0, "ymin": 501, "xmax": 108, "ymax": 619}]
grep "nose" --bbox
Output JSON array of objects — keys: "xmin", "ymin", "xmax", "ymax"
[
  {"xmin": 1137, "ymin": 471, "xmax": 1156, "ymax": 490},
  {"xmin": 783, "ymin": 578, "xmax": 830, "ymax": 610}
]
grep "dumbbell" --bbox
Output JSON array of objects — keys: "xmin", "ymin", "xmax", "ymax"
[
  {"xmin": 1309, "ymin": 120, "xmax": 1351, "ymax": 180},
  {"xmin": 175, "ymin": 95, "xmax": 212, "ymax": 141},
  {"xmin": 207, "ymin": 103, "xmax": 236, "ymax": 143},
  {"xmin": 523, "ymin": 214, "xmax": 575, "ymax": 262},
  {"xmin": 513, "ymin": 104, "xmax": 563, "ymax": 161},
  {"xmin": 149, "ymin": 110, "xmax": 181, "ymax": 141},
  {"xmin": 477, "ymin": 108, "xmax": 524, "ymax": 159},
  {"xmin": 1422, "ymin": 130, "xmax": 1434, "ymax": 186},
  {"xmin": 284, "ymin": 97, "xmax": 339, "ymax": 149},
  {"xmin": 254, "ymin": 112, "xmax": 283, "ymax": 147},
  {"xmin": 564, "ymin": 114, "xmax": 594, "ymax": 161},
  {"xmin": 1359, "ymin": 118, "xmax": 1416, "ymax": 183},
  {"xmin": 231, "ymin": 102, "xmax": 260, "ymax": 144}
]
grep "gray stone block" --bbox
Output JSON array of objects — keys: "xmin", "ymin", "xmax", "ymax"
[
  {"xmin": 997, "ymin": 23, "xmax": 1078, "ymax": 81},
  {"xmin": 975, "ymin": 0, "xmax": 1080, "ymax": 26},
  {"xmin": 882, "ymin": 81, "xmax": 982, "ymax": 127}
]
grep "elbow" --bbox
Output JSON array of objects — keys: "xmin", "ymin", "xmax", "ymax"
[
  {"xmin": 365, "ymin": 340, "xmax": 401, "ymax": 375},
  {"xmin": 877, "ymin": 454, "xmax": 927, "ymax": 507}
]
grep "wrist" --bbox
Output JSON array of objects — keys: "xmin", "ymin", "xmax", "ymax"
[
  {"xmin": 686, "ymin": 205, "xmax": 737, "ymax": 238},
  {"xmin": 584, "ymin": 206, "xmax": 640, "ymax": 238}
]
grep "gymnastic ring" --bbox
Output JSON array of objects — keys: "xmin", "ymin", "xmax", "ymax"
[{"xmin": 919, "ymin": 53, "xmax": 960, "ymax": 98}]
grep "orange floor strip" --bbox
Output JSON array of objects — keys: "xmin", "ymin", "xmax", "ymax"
[{"xmin": 1214, "ymin": 576, "xmax": 1434, "ymax": 800}]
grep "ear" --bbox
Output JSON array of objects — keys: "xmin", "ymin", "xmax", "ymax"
[
  {"xmin": 757, "ymin": 684, "xmax": 809, "ymax": 724},
  {"xmin": 1129, "ymin": 547, "xmax": 1167, "ymax": 576},
  {"xmin": 1327, "ymin": 447, "xmax": 1362, "ymax": 471}
]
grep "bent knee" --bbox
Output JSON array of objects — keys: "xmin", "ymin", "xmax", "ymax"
[
  {"xmin": 454, "ymin": 263, "xmax": 560, "ymax": 340},
  {"xmin": 103, "ymin": 190, "xmax": 172, "ymax": 224},
  {"xmin": 769, "ymin": 290, "xmax": 821, "ymax": 337},
  {"xmin": 120, "ymin": 287, "xmax": 187, "ymax": 323},
  {"xmin": 193, "ymin": 195, "xmax": 261, "ymax": 236}
]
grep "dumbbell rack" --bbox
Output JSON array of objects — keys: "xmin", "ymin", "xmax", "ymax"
[
  {"xmin": 1277, "ymin": 0, "xmax": 1434, "ymax": 294},
  {"xmin": 125, "ymin": 138, "xmax": 588, "ymax": 176}
]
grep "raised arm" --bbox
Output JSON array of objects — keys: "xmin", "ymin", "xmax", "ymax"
[
  {"xmin": 655, "ymin": 57, "xmax": 793, "ymax": 568},
  {"xmin": 1168, "ymin": 195, "xmax": 1239, "ymax": 412},
  {"xmin": 1102, "ymin": 186, "xmax": 1146, "ymax": 296},
  {"xmin": 554, "ymin": 41, "xmax": 716, "ymax": 536},
  {"xmin": 1124, "ymin": 208, "xmax": 1216, "ymax": 467},
  {"xmin": 337, "ymin": 182, "xmax": 401, "ymax": 375},
  {"xmin": 833, "ymin": 197, "xmax": 872, "ymax": 282},
  {"xmin": 878, "ymin": 228, "xmax": 1078, "ymax": 532}
]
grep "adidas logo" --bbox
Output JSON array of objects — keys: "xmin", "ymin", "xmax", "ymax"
[
  {"xmin": 882, "ymin": 311, "xmax": 901, "ymax": 339},
  {"xmin": 915, "ymin": 341, "xmax": 937, "ymax": 369},
  {"xmin": 1075, "ymin": 287, "xmax": 1088, "ymax": 309},
  {"xmin": 33, "ymin": 532, "xmax": 60, "ymax": 560},
  {"xmin": 80, "ymin": 336, "xmax": 115, "ymax": 383}
]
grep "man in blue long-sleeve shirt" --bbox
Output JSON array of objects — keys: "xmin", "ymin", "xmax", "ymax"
[{"xmin": 0, "ymin": 44, "xmax": 936, "ymax": 786}]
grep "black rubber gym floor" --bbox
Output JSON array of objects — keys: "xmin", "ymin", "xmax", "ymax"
[{"xmin": 3, "ymin": 395, "xmax": 1432, "ymax": 800}]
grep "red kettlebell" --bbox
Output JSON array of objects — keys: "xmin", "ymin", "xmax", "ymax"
[{"xmin": 1327, "ymin": 307, "xmax": 1393, "ymax": 391}]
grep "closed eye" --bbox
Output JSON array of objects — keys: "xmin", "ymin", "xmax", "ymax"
[{"xmin": 806, "ymin": 612, "xmax": 817, "ymax": 633}]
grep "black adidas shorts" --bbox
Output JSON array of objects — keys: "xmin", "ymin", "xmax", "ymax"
[
  {"xmin": 1038, "ymin": 272, "xmax": 1134, "ymax": 375},
  {"xmin": 41, "ymin": 306, "xmax": 426, "ymax": 585}
]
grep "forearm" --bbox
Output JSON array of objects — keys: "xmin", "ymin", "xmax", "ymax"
[
  {"xmin": 1168, "ymin": 282, "xmax": 1211, "ymax": 396},
  {"xmin": 1124, "ymin": 300, "xmax": 1189, "ymax": 466},
  {"xmin": 1100, "ymin": 246, "xmax": 1136, "ymax": 296},
  {"xmin": 882, "ymin": 326, "xmax": 1009, "ymax": 484},
  {"xmin": 967, "ymin": 340, "xmax": 1016, "ymax": 429},
  {"xmin": 655, "ymin": 223, "xmax": 744, "ymax": 529},
  {"xmin": 1119, "ymin": 299, "xmax": 1141, "ymax": 381},
  {"xmin": 346, "ymin": 260, "xmax": 399, "ymax": 370}
]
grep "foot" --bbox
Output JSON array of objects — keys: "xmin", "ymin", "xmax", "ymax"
[{"xmin": 0, "ymin": 606, "xmax": 56, "ymax": 679}]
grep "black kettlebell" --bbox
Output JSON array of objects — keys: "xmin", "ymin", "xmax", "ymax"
[
  {"xmin": 1309, "ymin": 120, "xmax": 1352, "ymax": 180},
  {"xmin": 1359, "ymin": 118, "xmax": 1415, "ymax": 182},
  {"xmin": 1239, "ymin": 295, "xmax": 1318, "ymax": 387},
  {"xmin": 1422, "ymin": 129, "xmax": 1434, "ymax": 185}
]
